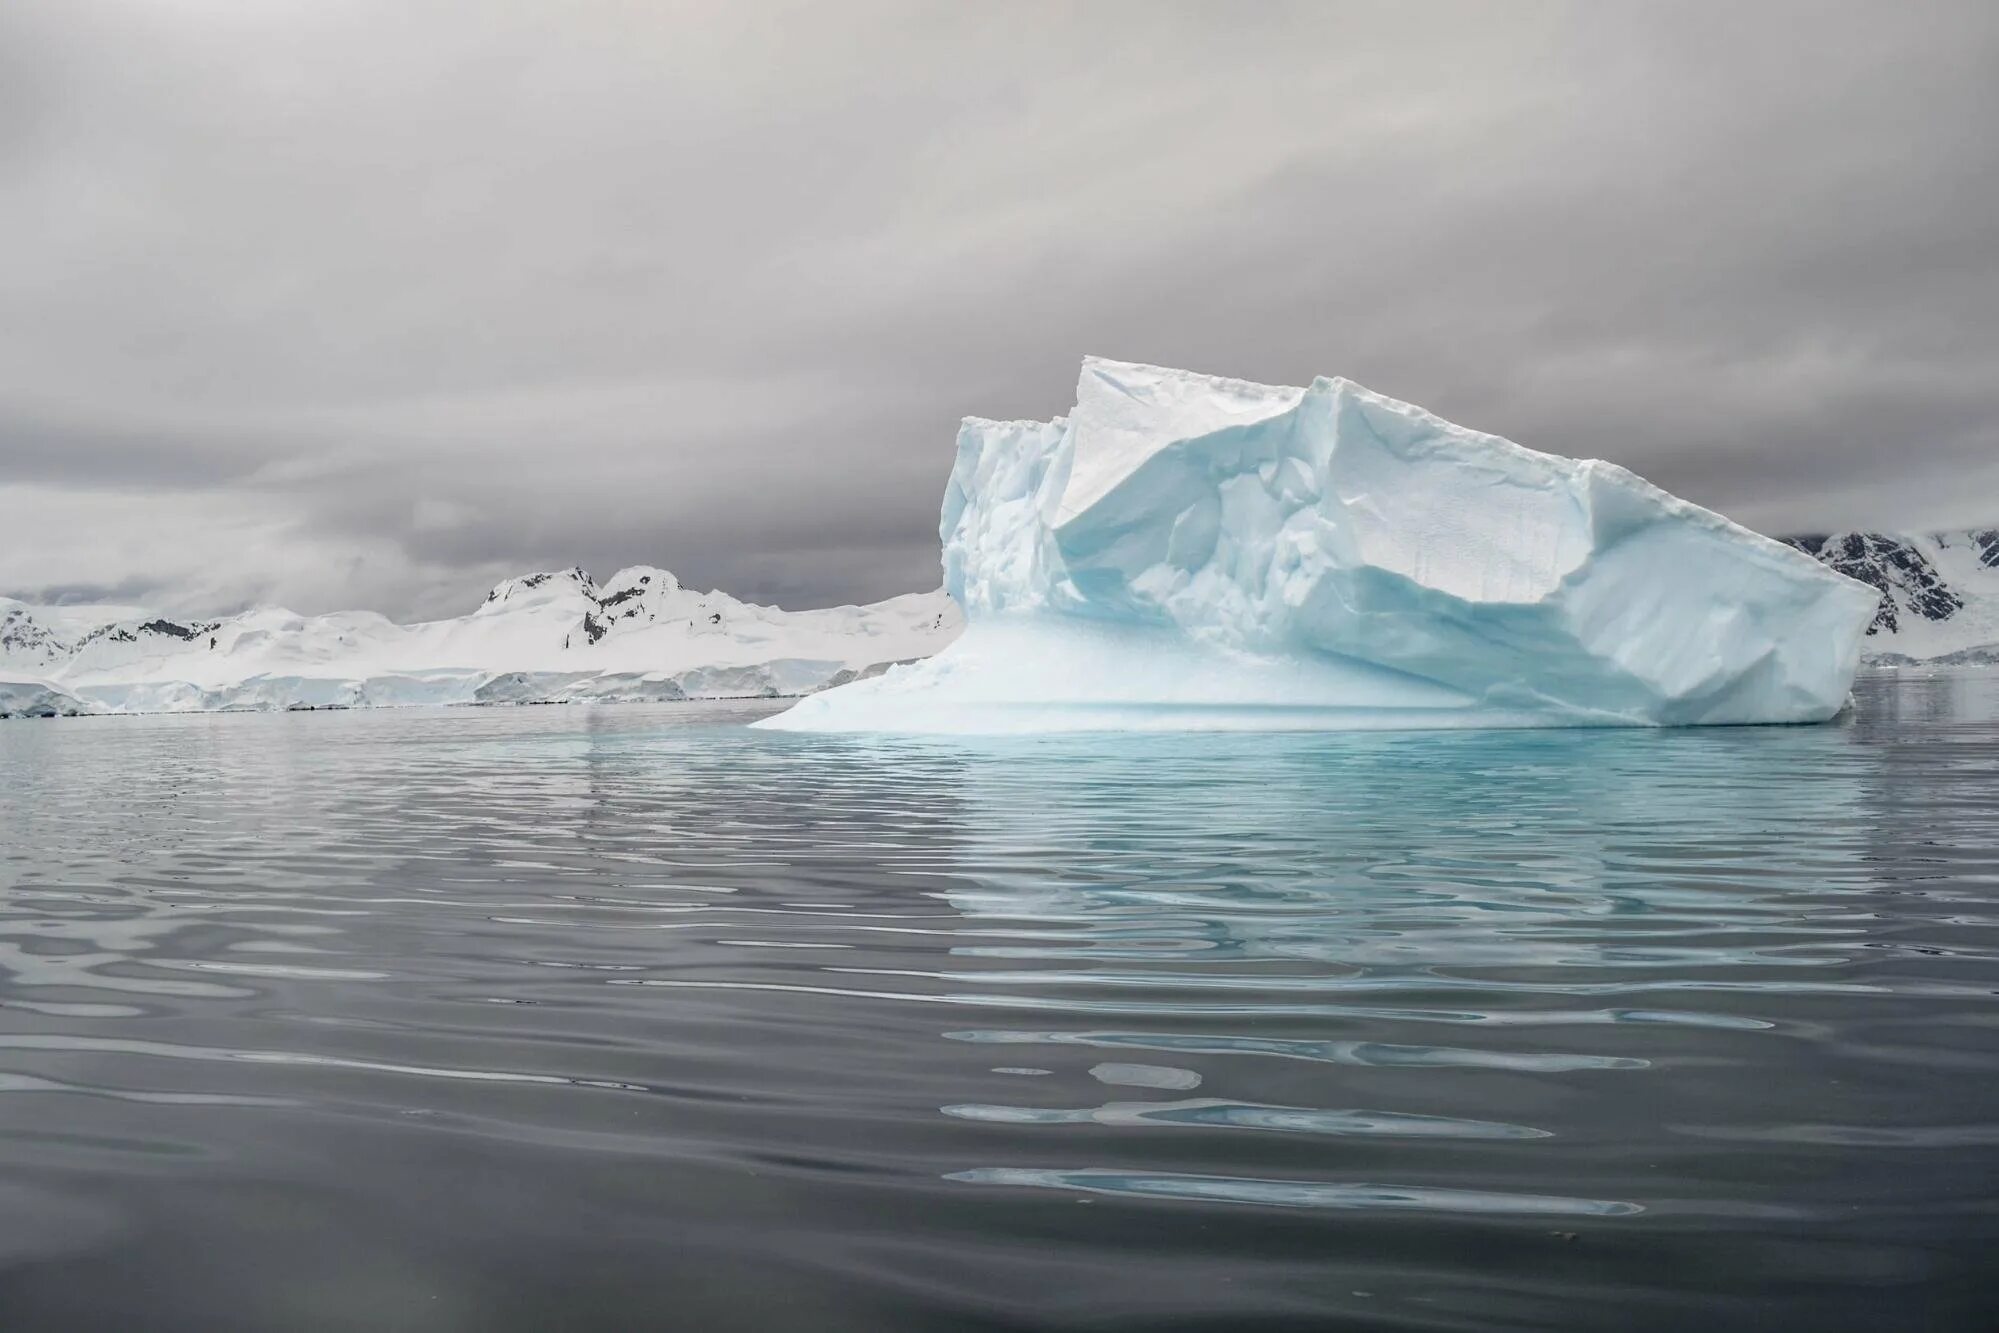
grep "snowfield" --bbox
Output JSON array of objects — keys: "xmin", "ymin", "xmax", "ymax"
[
  {"xmin": 0, "ymin": 567, "xmax": 959, "ymax": 716},
  {"xmin": 763, "ymin": 358, "xmax": 1879, "ymax": 734}
]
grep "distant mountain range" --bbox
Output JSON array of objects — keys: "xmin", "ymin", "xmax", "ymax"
[
  {"xmin": 0, "ymin": 566, "xmax": 960, "ymax": 717},
  {"xmin": 4, "ymin": 527, "xmax": 1992, "ymax": 719},
  {"xmin": 1781, "ymin": 529, "xmax": 1999, "ymax": 666}
]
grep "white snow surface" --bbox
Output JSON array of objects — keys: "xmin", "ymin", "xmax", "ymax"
[
  {"xmin": 763, "ymin": 358, "xmax": 1877, "ymax": 733},
  {"xmin": 3, "ymin": 568, "xmax": 959, "ymax": 715}
]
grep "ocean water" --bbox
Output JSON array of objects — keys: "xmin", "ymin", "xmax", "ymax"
[{"xmin": 0, "ymin": 673, "xmax": 1996, "ymax": 1332}]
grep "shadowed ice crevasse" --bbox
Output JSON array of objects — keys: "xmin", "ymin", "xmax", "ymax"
[{"xmin": 761, "ymin": 358, "xmax": 1877, "ymax": 732}]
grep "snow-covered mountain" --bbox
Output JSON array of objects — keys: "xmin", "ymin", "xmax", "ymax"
[
  {"xmin": 0, "ymin": 599, "xmax": 70, "ymax": 674},
  {"xmin": 0, "ymin": 567, "xmax": 960, "ymax": 716},
  {"xmin": 1782, "ymin": 530, "xmax": 1999, "ymax": 665}
]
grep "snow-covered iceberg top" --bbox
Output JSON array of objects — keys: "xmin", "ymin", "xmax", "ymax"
[{"xmin": 761, "ymin": 357, "xmax": 1877, "ymax": 733}]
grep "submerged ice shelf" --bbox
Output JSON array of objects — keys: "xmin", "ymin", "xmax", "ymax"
[{"xmin": 761, "ymin": 358, "xmax": 1877, "ymax": 734}]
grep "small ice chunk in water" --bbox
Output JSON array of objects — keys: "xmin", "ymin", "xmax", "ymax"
[{"xmin": 1089, "ymin": 1062, "xmax": 1202, "ymax": 1090}]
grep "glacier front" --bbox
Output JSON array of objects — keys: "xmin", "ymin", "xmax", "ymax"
[{"xmin": 761, "ymin": 358, "xmax": 1877, "ymax": 733}]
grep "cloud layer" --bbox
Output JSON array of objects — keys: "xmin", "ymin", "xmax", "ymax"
[{"xmin": 2, "ymin": 1, "xmax": 1995, "ymax": 620}]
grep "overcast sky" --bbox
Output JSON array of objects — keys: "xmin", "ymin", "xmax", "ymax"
[{"xmin": 1, "ymin": 0, "xmax": 1995, "ymax": 621}]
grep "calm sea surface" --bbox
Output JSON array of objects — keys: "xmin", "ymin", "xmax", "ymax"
[{"xmin": 1, "ymin": 672, "xmax": 1996, "ymax": 1331}]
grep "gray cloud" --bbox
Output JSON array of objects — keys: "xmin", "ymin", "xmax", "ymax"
[{"xmin": 0, "ymin": 0, "xmax": 1994, "ymax": 620}]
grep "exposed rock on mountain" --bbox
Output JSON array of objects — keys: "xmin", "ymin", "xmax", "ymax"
[
  {"xmin": 1783, "ymin": 530, "xmax": 1999, "ymax": 664},
  {"xmin": 0, "ymin": 600, "xmax": 71, "ymax": 673}
]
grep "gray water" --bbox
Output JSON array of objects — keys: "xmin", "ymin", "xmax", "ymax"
[{"xmin": 0, "ymin": 672, "xmax": 1996, "ymax": 1332}]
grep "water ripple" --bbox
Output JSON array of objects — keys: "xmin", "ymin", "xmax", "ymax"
[
  {"xmin": 946, "ymin": 1168, "xmax": 1645, "ymax": 1216},
  {"xmin": 0, "ymin": 675, "xmax": 1996, "ymax": 1329}
]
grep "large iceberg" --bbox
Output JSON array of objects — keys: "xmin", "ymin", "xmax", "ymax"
[{"xmin": 760, "ymin": 358, "xmax": 1876, "ymax": 733}]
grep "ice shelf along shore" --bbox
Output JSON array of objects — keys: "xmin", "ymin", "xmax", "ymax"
[
  {"xmin": 0, "ymin": 568, "xmax": 959, "ymax": 716},
  {"xmin": 759, "ymin": 357, "xmax": 1878, "ymax": 734}
]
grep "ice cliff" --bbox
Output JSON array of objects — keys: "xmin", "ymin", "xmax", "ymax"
[{"xmin": 762, "ymin": 358, "xmax": 1877, "ymax": 733}]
